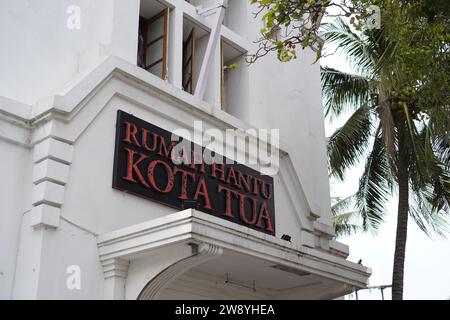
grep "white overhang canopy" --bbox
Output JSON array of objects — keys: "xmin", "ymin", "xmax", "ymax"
[{"xmin": 97, "ymin": 209, "xmax": 370, "ymax": 300}]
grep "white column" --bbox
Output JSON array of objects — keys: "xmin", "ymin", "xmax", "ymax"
[
  {"xmin": 102, "ymin": 258, "xmax": 130, "ymax": 300},
  {"xmin": 212, "ymin": 42, "xmax": 223, "ymax": 110}
]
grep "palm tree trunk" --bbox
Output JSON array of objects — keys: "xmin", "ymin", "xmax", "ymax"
[{"xmin": 392, "ymin": 158, "xmax": 409, "ymax": 300}]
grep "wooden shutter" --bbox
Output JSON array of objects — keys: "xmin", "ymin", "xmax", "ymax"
[{"xmin": 143, "ymin": 8, "xmax": 169, "ymax": 80}]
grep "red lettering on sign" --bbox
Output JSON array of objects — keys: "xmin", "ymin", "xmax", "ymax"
[
  {"xmin": 114, "ymin": 111, "xmax": 275, "ymax": 235},
  {"xmin": 190, "ymin": 150, "xmax": 205, "ymax": 174},
  {"xmin": 122, "ymin": 148, "xmax": 149, "ymax": 187},
  {"xmin": 211, "ymin": 162, "xmax": 225, "ymax": 181},
  {"xmin": 147, "ymin": 160, "xmax": 174, "ymax": 193},
  {"xmin": 250, "ymin": 176, "xmax": 261, "ymax": 196},
  {"xmin": 218, "ymin": 184, "xmax": 238, "ymax": 218},
  {"xmin": 226, "ymin": 166, "xmax": 240, "ymax": 188},
  {"xmin": 158, "ymin": 136, "xmax": 177, "ymax": 158},
  {"xmin": 261, "ymin": 182, "xmax": 273, "ymax": 199},
  {"xmin": 238, "ymin": 193, "xmax": 258, "ymax": 225},
  {"xmin": 194, "ymin": 177, "xmax": 212, "ymax": 210},
  {"xmin": 174, "ymin": 167, "xmax": 195, "ymax": 200},
  {"xmin": 256, "ymin": 201, "xmax": 274, "ymax": 232},
  {"xmin": 238, "ymin": 171, "xmax": 251, "ymax": 192},
  {"xmin": 123, "ymin": 122, "xmax": 141, "ymax": 147},
  {"xmin": 142, "ymin": 128, "xmax": 158, "ymax": 152}
]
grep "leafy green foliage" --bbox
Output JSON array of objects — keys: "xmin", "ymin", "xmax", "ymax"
[
  {"xmin": 248, "ymin": 0, "xmax": 379, "ymax": 63},
  {"xmin": 253, "ymin": 0, "xmax": 450, "ymax": 300}
]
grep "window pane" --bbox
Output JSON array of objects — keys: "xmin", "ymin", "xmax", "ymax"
[
  {"xmin": 148, "ymin": 62, "xmax": 163, "ymax": 78},
  {"xmin": 146, "ymin": 38, "xmax": 163, "ymax": 66},
  {"xmin": 147, "ymin": 16, "xmax": 164, "ymax": 43},
  {"xmin": 184, "ymin": 40, "xmax": 192, "ymax": 57}
]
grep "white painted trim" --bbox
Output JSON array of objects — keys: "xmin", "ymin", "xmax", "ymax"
[
  {"xmin": 101, "ymin": 258, "xmax": 130, "ymax": 300},
  {"xmin": 0, "ymin": 96, "xmax": 31, "ymax": 120},
  {"xmin": 138, "ymin": 243, "xmax": 223, "ymax": 300},
  {"xmin": 97, "ymin": 209, "xmax": 371, "ymax": 289}
]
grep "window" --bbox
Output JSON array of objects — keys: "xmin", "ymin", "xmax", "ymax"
[
  {"xmin": 138, "ymin": 5, "xmax": 169, "ymax": 80},
  {"xmin": 181, "ymin": 19, "xmax": 209, "ymax": 96},
  {"xmin": 182, "ymin": 27, "xmax": 195, "ymax": 93},
  {"xmin": 221, "ymin": 39, "xmax": 247, "ymax": 114},
  {"xmin": 136, "ymin": 0, "xmax": 248, "ymax": 112}
]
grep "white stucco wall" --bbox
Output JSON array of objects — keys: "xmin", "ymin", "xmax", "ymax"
[
  {"xmin": 218, "ymin": 3, "xmax": 332, "ymax": 226},
  {"xmin": 0, "ymin": 0, "xmax": 139, "ymax": 105},
  {"xmin": 0, "ymin": 0, "xmax": 348, "ymax": 299},
  {"xmin": 0, "ymin": 142, "xmax": 32, "ymax": 299}
]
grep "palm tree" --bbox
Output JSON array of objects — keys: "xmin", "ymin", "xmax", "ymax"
[
  {"xmin": 331, "ymin": 195, "xmax": 362, "ymax": 237},
  {"xmin": 321, "ymin": 17, "xmax": 450, "ymax": 299}
]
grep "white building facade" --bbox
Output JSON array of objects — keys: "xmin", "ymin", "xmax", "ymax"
[{"xmin": 0, "ymin": 0, "xmax": 370, "ymax": 299}]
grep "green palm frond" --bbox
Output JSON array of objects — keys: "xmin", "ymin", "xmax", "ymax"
[
  {"xmin": 331, "ymin": 195, "xmax": 361, "ymax": 237},
  {"xmin": 429, "ymin": 167, "xmax": 450, "ymax": 214},
  {"xmin": 410, "ymin": 187, "xmax": 449, "ymax": 237},
  {"xmin": 409, "ymin": 123, "xmax": 450, "ymax": 223},
  {"xmin": 434, "ymin": 134, "xmax": 450, "ymax": 170},
  {"xmin": 331, "ymin": 195, "xmax": 355, "ymax": 216},
  {"xmin": 333, "ymin": 212, "xmax": 361, "ymax": 237},
  {"xmin": 321, "ymin": 66, "xmax": 372, "ymax": 118},
  {"xmin": 321, "ymin": 17, "xmax": 375, "ymax": 77},
  {"xmin": 356, "ymin": 127, "xmax": 392, "ymax": 230},
  {"xmin": 327, "ymin": 104, "xmax": 373, "ymax": 180},
  {"xmin": 366, "ymin": 25, "xmax": 399, "ymax": 76}
]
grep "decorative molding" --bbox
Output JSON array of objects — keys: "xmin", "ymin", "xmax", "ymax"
[
  {"xmin": 30, "ymin": 204, "xmax": 61, "ymax": 229},
  {"xmin": 313, "ymin": 220, "xmax": 335, "ymax": 238},
  {"xmin": 31, "ymin": 181, "xmax": 65, "ymax": 207},
  {"xmin": 0, "ymin": 113, "xmax": 31, "ymax": 147},
  {"xmin": 97, "ymin": 209, "xmax": 371, "ymax": 290},
  {"xmin": 137, "ymin": 243, "xmax": 223, "ymax": 300},
  {"xmin": 329, "ymin": 240, "xmax": 349, "ymax": 258},
  {"xmin": 101, "ymin": 258, "xmax": 130, "ymax": 300},
  {"xmin": 278, "ymin": 155, "xmax": 315, "ymax": 231},
  {"xmin": 30, "ymin": 137, "xmax": 73, "ymax": 229},
  {"xmin": 0, "ymin": 95, "xmax": 32, "ymax": 120},
  {"xmin": 33, "ymin": 138, "xmax": 73, "ymax": 164},
  {"xmin": 32, "ymin": 158, "xmax": 70, "ymax": 185},
  {"xmin": 101, "ymin": 258, "xmax": 130, "ymax": 279}
]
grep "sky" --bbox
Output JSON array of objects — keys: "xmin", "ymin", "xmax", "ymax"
[{"xmin": 320, "ymin": 6, "xmax": 450, "ymax": 299}]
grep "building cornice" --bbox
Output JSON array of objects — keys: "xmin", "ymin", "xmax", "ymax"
[{"xmin": 97, "ymin": 209, "xmax": 371, "ymax": 290}]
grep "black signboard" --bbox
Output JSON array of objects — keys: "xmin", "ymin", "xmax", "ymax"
[{"xmin": 112, "ymin": 110, "xmax": 275, "ymax": 235}]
